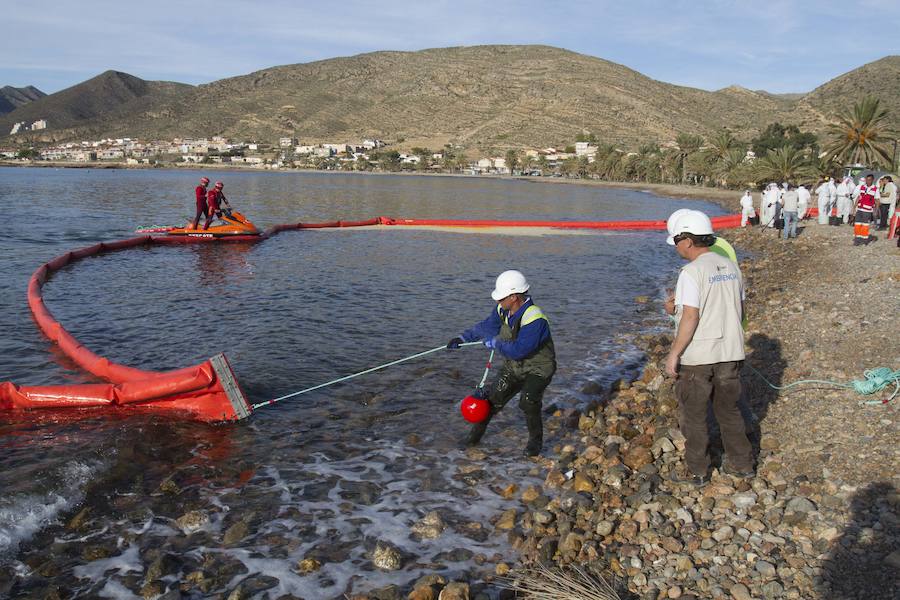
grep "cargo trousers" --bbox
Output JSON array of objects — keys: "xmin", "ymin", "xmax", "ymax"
[
  {"xmin": 675, "ymin": 360, "xmax": 753, "ymax": 476},
  {"xmin": 467, "ymin": 362, "xmax": 552, "ymax": 452}
]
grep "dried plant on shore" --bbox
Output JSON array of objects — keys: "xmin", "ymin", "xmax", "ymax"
[{"xmin": 499, "ymin": 562, "xmax": 621, "ymax": 600}]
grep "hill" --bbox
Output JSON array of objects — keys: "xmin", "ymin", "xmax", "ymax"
[
  {"xmin": 0, "ymin": 85, "xmax": 46, "ymax": 115},
  {"xmin": 798, "ymin": 55, "xmax": 900, "ymax": 124},
  {"xmin": 1, "ymin": 47, "xmax": 897, "ymax": 149},
  {"xmin": 0, "ymin": 71, "xmax": 191, "ymax": 140}
]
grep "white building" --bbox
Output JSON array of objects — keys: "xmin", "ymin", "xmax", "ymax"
[
  {"xmin": 279, "ymin": 137, "xmax": 297, "ymax": 148},
  {"xmin": 31, "ymin": 119, "xmax": 47, "ymax": 130},
  {"xmin": 10, "ymin": 122, "xmax": 26, "ymax": 135}
]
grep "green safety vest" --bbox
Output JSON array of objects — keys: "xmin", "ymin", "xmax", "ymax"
[{"xmin": 497, "ymin": 304, "xmax": 557, "ymax": 379}]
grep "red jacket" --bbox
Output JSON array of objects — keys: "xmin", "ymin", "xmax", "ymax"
[
  {"xmin": 195, "ymin": 185, "xmax": 207, "ymax": 206},
  {"xmin": 207, "ymin": 189, "xmax": 221, "ymax": 212},
  {"xmin": 856, "ymin": 184, "xmax": 877, "ymax": 213}
]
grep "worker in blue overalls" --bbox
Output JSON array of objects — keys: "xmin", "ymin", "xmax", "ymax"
[{"xmin": 447, "ymin": 270, "xmax": 557, "ymax": 457}]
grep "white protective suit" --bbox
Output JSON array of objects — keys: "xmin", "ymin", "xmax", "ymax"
[
  {"xmin": 762, "ymin": 183, "xmax": 780, "ymax": 227},
  {"xmin": 740, "ymin": 192, "xmax": 756, "ymax": 226},
  {"xmin": 816, "ymin": 180, "xmax": 836, "ymax": 224},
  {"xmin": 835, "ymin": 177, "xmax": 853, "ymax": 224},
  {"xmin": 797, "ymin": 185, "xmax": 811, "ymax": 219}
]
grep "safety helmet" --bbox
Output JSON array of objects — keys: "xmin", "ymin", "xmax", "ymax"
[
  {"xmin": 666, "ymin": 208, "xmax": 693, "ymax": 236},
  {"xmin": 491, "ymin": 269, "xmax": 530, "ymax": 301},
  {"xmin": 666, "ymin": 210, "xmax": 714, "ymax": 245},
  {"xmin": 214, "ymin": 181, "xmax": 224, "ymax": 189},
  {"xmin": 200, "ymin": 176, "xmax": 210, "ymax": 185}
]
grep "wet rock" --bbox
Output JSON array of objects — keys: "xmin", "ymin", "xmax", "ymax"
[
  {"xmin": 572, "ymin": 472, "xmax": 594, "ymax": 493},
  {"xmin": 223, "ymin": 520, "xmax": 249, "ymax": 546},
  {"xmin": 141, "ymin": 580, "xmax": 165, "ymax": 599},
  {"xmin": 438, "ymin": 582, "xmax": 469, "ymax": 600},
  {"xmin": 412, "ymin": 511, "xmax": 446, "ymax": 540},
  {"xmin": 495, "ymin": 509, "xmax": 517, "ymax": 530},
  {"xmin": 372, "ymin": 542, "xmax": 402, "ymax": 571},
  {"xmin": 520, "ymin": 485, "xmax": 542, "ymax": 503},
  {"xmin": 66, "ymin": 506, "xmax": 91, "ymax": 531},
  {"xmin": 175, "ymin": 511, "xmax": 209, "ymax": 534},
  {"xmin": 296, "ymin": 558, "xmax": 321, "ymax": 574},
  {"xmin": 339, "ymin": 480, "xmax": 383, "ymax": 505}
]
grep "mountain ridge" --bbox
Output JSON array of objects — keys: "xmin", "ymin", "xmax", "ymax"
[{"xmin": 1, "ymin": 46, "xmax": 897, "ymax": 149}]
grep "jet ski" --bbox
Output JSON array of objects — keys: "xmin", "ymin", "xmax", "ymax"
[{"xmin": 139, "ymin": 209, "xmax": 261, "ymax": 239}]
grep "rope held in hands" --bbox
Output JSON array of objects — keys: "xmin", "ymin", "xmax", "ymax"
[
  {"xmin": 745, "ymin": 364, "xmax": 900, "ymax": 405},
  {"xmin": 252, "ymin": 342, "xmax": 483, "ymax": 411}
]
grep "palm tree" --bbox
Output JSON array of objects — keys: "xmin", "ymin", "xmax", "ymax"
[
  {"xmin": 707, "ymin": 130, "xmax": 739, "ymax": 162},
  {"xmin": 824, "ymin": 96, "xmax": 894, "ymax": 168},
  {"xmin": 754, "ymin": 146, "xmax": 812, "ymax": 183},
  {"xmin": 715, "ymin": 147, "xmax": 751, "ymax": 187},
  {"xmin": 676, "ymin": 133, "xmax": 704, "ymax": 183}
]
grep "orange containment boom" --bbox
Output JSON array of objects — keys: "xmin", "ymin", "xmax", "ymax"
[
  {"xmin": 0, "ymin": 238, "xmax": 252, "ymax": 422},
  {"xmin": 2, "ymin": 212, "xmax": 744, "ymax": 423}
]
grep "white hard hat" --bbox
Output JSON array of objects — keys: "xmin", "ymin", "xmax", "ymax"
[
  {"xmin": 666, "ymin": 210, "xmax": 714, "ymax": 245},
  {"xmin": 491, "ymin": 270, "xmax": 530, "ymax": 301},
  {"xmin": 666, "ymin": 208, "xmax": 693, "ymax": 236}
]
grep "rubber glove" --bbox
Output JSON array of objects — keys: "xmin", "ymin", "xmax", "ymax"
[
  {"xmin": 483, "ymin": 337, "xmax": 500, "ymax": 350},
  {"xmin": 446, "ymin": 336, "xmax": 464, "ymax": 349}
]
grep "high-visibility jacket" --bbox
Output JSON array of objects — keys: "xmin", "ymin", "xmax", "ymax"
[{"xmin": 462, "ymin": 297, "xmax": 556, "ymax": 378}]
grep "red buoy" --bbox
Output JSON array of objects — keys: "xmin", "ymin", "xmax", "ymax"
[{"xmin": 460, "ymin": 395, "xmax": 490, "ymax": 423}]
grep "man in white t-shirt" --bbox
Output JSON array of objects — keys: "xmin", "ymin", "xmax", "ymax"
[{"xmin": 664, "ymin": 210, "xmax": 753, "ymax": 485}]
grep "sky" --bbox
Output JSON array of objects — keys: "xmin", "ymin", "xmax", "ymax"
[{"xmin": 2, "ymin": 0, "xmax": 898, "ymax": 95}]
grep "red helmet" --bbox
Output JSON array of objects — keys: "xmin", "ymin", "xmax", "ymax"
[
  {"xmin": 214, "ymin": 181, "xmax": 224, "ymax": 189},
  {"xmin": 200, "ymin": 177, "xmax": 210, "ymax": 185}
]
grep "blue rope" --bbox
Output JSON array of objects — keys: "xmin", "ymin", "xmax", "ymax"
[{"xmin": 745, "ymin": 364, "xmax": 900, "ymax": 405}]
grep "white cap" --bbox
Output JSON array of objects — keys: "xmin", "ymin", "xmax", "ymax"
[
  {"xmin": 491, "ymin": 270, "xmax": 530, "ymax": 301},
  {"xmin": 666, "ymin": 210, "xmax": 714, "ymax": 245}
]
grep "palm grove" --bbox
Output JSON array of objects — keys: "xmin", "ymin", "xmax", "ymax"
[{"xmin": 543, "ymin": 96, "xmax": 896, "ymax": 188}]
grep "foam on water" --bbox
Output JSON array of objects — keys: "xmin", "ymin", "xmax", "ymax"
[{"xmin": 0, "ymin": 459, "xmax": 105, "ymax": 558}]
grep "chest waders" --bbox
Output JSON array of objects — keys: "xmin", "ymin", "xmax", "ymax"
[{"xmin": 465, "ymin": 305, "xmax": 557, "ymax": 456}]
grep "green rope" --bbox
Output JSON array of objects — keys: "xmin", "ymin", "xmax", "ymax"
[
  {"xmin": 253, "ymin": 341, "xmax": 483, "ymax": 410},
  {"xmin": 745, "ymin": 364, "xmax": 900, "ymax": 405}
]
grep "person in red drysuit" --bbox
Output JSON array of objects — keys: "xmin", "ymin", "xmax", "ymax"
[
  {"xmin": 203, "ymin": 181, "xmax": 231, "ymax": 230},
  {"xmin": 191, "ymin": 176, "xmax": 210, "ymax": 229}
]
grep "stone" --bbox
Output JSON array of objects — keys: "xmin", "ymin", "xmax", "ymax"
[
  {"xmin": 884, "ymin": 549, "xmax": 900, "ymax": 569},
  {"xmin": 595, "ymin": 521, "xmax": 614, "ymax": 536},
  {"xmin": 667, "ymin": 586, "xmax": 683, "ymax": 599},
  {"xmin": 732, "ymin": 492, "xmax": 758, "ymax": 510},
  {"xmin": 495, "ymin": 562, "xmax": 510, "ymax": 576},
  {"xmin": 785, "ymin": 497, "xmax": 816, "ymax": 514},
  {"xmin": 223, "ymin": 520, "xmax": 249, "ymax": 546},
  {"xmin": 495, "ymin": 509, "xmax": 517, "ymax": 530},
  {"xmin": 521, "ymin": 486, "xmax": 541, "ymax": 503},
  {"xmin": 712, "ymin": 526, "xmax": 734, "ymax": 542},
  {"xmin": 409, "ymin": 586, "xmax": 436, "ymax": 600},
  {"xmin": 623, "ymin": 446, "xmax": 652, "ymax": 470},
  {"xmin": 572, "ymin": 473, "xmax": 594, "ymax": 493},
  {"xmin": 558, "ymin": 532, "xmax": 583, "ymax": 556},
  {"xmin": 729, "ymin": 583, "xmax": 752, "ymax": 600},
  {"xmin": 652, "ymin": 437, "xmax": 676, "ymax": 456},
  {"xmin": 297, "ymin": 558, "xmax": 321, "ymax": 574},
  {"xmin": 372, "ymin": 542, "xmax": 402, "ymax": 571},
  {"xmin": 578, "ymin": 414, "xmax": 596, "ymax": 431},
  {"xmin": 755, "ymin": 560, "xmax": 776, "ymax": 577},
  {"xmin": 438, "ymin": 582, "xmax": 469, "ymax": 600},
  {"xmin": 412, "ymin": 511, "xmax": 445, "ymax": 540},
  {"xmin": 175, "ymin": 511, "xmax": 209, "ymax": 534}
]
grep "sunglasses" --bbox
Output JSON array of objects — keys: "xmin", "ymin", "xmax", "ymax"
[{"xmin": 673, "ymin": 233, "xmax": 690, "ymax": 245}]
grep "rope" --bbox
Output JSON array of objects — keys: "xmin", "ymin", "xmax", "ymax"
[
  {"xmin": 252, "ymin": 341, "xmax": 483, "ymax": 410},
  {"xmin": 476, "ymin": 349, "xmax": 495, "ymax": 391},
  {"xmin": 745, "ymin": 364, "xmax": 900, "ymax": 405}
]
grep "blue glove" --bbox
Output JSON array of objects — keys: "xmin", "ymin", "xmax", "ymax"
[
  {"xmin": 483, "ymin": 337, "xmax": 500, "ymax": 350},
  {"xmin": 446, "ymin": 336, "xmax": 464, "ymax": 349}
]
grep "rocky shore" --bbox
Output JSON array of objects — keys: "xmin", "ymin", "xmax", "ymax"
[{"xmin": 346, "ymin": 219, "xmax": 898, "ymax": 599}]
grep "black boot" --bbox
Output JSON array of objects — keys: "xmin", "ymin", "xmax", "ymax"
[
  {"xmin": 465, "ymin": 419, "xmax": 489, "ymax": 447},
  {"xmin": 523, "ymin": 411, "xmax": 543, "ymax": 457}
]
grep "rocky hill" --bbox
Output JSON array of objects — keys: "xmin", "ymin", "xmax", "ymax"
[
  {"xmin": 1, "ymin": 47, "xmax": 897, "ymax": 149},
  {"xmin": 0, "ymin": 85, "xmax": 46, "ymax": 115},
  {"xmin": 0, "ymin": 71, "xmax": 191, "ymax": 139},
  {"xmin": 798, "ymin": 55, "xmax": 900, "ymax": 124}
]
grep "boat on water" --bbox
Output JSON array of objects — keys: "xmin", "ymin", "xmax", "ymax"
[{"xmin": 137, "ymin": 208, "xmax": 260, "ymax": 238}]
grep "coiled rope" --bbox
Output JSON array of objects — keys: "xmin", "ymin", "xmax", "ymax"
[
  {"xmin": 252, "ymin": 342, "xmax": 483, "ymax": 410},
  {"xmin": 745, "ymin": 364, "xmax": 900, "ymax": 405}
]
